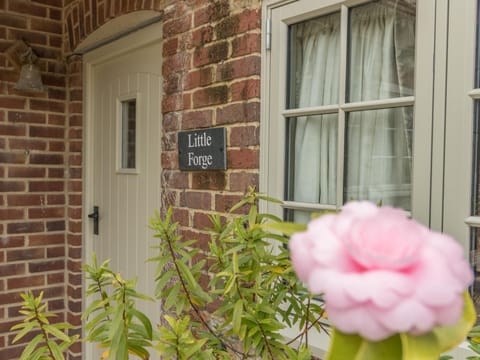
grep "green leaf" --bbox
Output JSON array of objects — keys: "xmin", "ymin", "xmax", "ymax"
[
  {"xmin": 326, "ymin": 330, "xmax": 402, "ymax": 360},
  {"xmin": 44, "ymin": 323, "xmax": 72, "ymax": 342},
  {"xmin": 18, "ymin": 333, "xmax": 44, "ymax": 359},
  {"xmin": 232, "ymin": 299, "xmax": 243, "ymax": 336},
  {"xmin": 400, "ymin": 332, "xmax": 440, "ymax": 360},
  {"xmin": 261, "ymin": 221, "xmax": 307, "ymax": 237},
  {"xmin": 11, "ymin": 321, "xmax": 36, "ymax": 344},
  {"xmin": 132, "ymin": 309, "xmax": 153, "ymax": 340},
  {"xmin": 433, "ymin": 291, "xmax": 476, "ymax": 353}
]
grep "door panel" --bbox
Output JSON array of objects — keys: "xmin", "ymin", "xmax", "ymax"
[{"xmin": 84, "ymin": 26, "xmax": 162, "ymax": 359}]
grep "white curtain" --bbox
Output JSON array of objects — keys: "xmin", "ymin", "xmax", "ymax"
[{"xmin": 291, "ymin": 0, "xmax": 415, "ymax": 219}]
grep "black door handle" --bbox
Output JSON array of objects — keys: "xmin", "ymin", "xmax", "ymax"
[{"xmin": 88, "ymin": 206, "xmax": 99, "ymax": 235}]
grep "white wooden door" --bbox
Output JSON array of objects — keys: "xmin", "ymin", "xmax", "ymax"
[{"xmin": 83, "ymin": 23, "xmax": 162, "ymax": 359}]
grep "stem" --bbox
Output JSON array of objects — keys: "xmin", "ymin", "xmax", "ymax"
[
  {"xmin": 33, "ymin": 301, "xmax": 57, "ymax": 359},
  {"xmin": 165, "ymin": 235, "xmax": 246, "ymax": 357},
  {"xmin": 96, "ymin": 278, "xmax": 111, "ymax": 320}
]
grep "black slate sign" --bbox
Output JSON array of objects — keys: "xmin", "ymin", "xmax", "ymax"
[{"xmin": 178, "ymin": 127, "xmax": 227, "ymax": 171}]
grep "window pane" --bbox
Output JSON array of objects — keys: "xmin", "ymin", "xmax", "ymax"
[
  {"xmin": 288, "ymin": 12, "xmax": 340, "ymax": 109},
  {"xmin": 344, "ymin": 106, "xmax": 413, "ymax": 209},
  {"xmin": 121, "ymin": 100, "xmax": 136, "ymax": 169},
  {"xmin": 286, "ymin": 114, "xmax": 338, "ymax": 206},
  {"xmin": 348, "ymin": 0, "xmax": 416, "ymax": 102},
  {"xmin": 285, "ymin": 208, "xmax": 314, "ymax": 224}
]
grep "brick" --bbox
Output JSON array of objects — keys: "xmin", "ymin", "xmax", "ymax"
[
  {"xmin": 0, "ymin": 236, "xmax": 25, "ymax": 248},
  {"xmin": 48, "ymin": 298, "xmax": 65, "ymax": 311},
  {"xmin": 192, "ymin": 172, "xmax": 226, "ymax": 190},
  {"xmin": 0, "ymin": 263, "xmax": 25, "ymax": 277},
  {"xmin": 47, "ymin": 194, "xmax": 65, "ymax": 205},
  {"xmin": 29, "ymin": 181, "xmax": 64, "ymax": 192},
  {"xmin": 163, "ymin": 14, "xmax": 192, "ymax": 37},
  {"xmin": 229, "ymin": 172, "xmax": 259, "ymax": 192},
  {"xmin": 29, "ymin": 153, "xmax": 64, "ymax": 165},
  {"xmin": 50, "ymin": 167, "xmax": 66, "ymax": 178},
  {"xmin": 192, "ymin": 211, "xmax": 213, "ymax": 229},
  {"xmin": 193, "ymin": 41, "xmax": 228, "ymax": 67},
  {"xmin": 183, "ymin": 109, "xmax": 213, "ymax": 130},
  {"xmin": 217, "ymin": 55, "xmax": 260, "ymax": 81},
  {"xmin": 163, "ymin": 170, "xmax": 189, "ymax": 189},
  {"xmin": 46, "ymin": 220, "xmax": 65, "ymax": 231},
  {"xmin": 161, "ymin": 151, "xmax": 177, "ymax": 169},
  {"xmin": 217, "ymin": 102, "xmax": 260, "ymax": 124},
  {"xmin": 32, "ymin": 0, "xmax": 62, "ymax": 7},
  {"xmin": 162, "ymin": 52, "xmax": 191, "ymax": 76},
  {"xmin": 9, "ymin": 138, "xmax": 47, "ymax": 151},
  {"xmin": 29, "ymin": 125, "xmax": 65, "ymax": 138},
  {"xmin": 192, "ymin": 85, "xmax": 228, "ymax": 108},
  {"xmin": 183, "ymin": 67, "xmax": 213, "ymax": 90},
  {"xmin": 0, "ymin": 152, "xmax": 26, "ymax": 164},
  {"xmin": 171, "ymin": 207, "xmax": 189, "ymax": 226},
  {"xmin": 163, "ymin": 37, "xmax": 178, "ymax": 56},
  {"xmin": 7, "ymin": 221, "xmax": 44, "ymax": 234},
  {"xmin": 50, "ymin": 114, "xmax": 66, "ymax": 126},
  {"xmin": 194, "ymin": 1, "xmax": 230, "ymax": 27},
  {"xmin": 8, "ymin": 111, "xmax": 46, "ymax": 124},
  {"xmin": 227, "ymin": 148, "xmax": 259, "ymax": 169},
  {"xmin": 69, "ymin": 140, "xmax": 82, "ymax": 152},
  {"xmin": 232, "ymin": 32, "xmax": 261, "ymax": 57},
  {"xmin": 8, "ymin": 0, "xmax": 47, "ymax": 17},
  {"xmin": 0, "ymin": 181, "xmax": 25, "ymax": 192},
  {"xmin": 8, "ymin": 166, "xmax": 46, "ymax": 178},
  {"xmin": 0, "ymin": 209, "xmax": 24, "ymax": 220},
  {"xmin": 7, "ymin": 194, "xmax": 43, "ymax": 206},
  {"xmin": 31, "ymin": 18, "xmax": 62, "ymax": 33},
  {"xmin": 215, "ymin": 193, "xmax": 246, "ymax": 213},
  {"xmin": 47, "ymin": 246, "xmax": 65, "ymax": 258},
  {"xmin": 30, "ymin": 100, "xmax": 65, "ymax": 113},
  {"xmin": 47, "ymin": 272, "xmax": 64, "ymax": 284},
  {"xmin": 231, "ymin": 79, "xmax": 260, "ymax": 101},
  {"xmin": 29, "ymin": 259, "xmax": 65, "ymax": 273},
  {"xmin": 6, "ymin": 248, "xmax": 44, "ymax": 262},
  {"xmin": 28, "ymin": 207, "xmax": 64, "ymax": 219},
  {"xmin": 162, "ymin": 93, "xmax": 191, "ymax": 113},
  {"xmin": 181, "ymin": 191, "xmax": 212, "ymax": 209},
  {"xmin": 191, "ymin": 25, "xmax": 214, "ymax": 47},
  {"xmin": 0, "ymin": 122, "xmax": 26, "ymax": 136},
  {"xmin": 49, "ymin": 140, "xmax": 66, "ymax": 152},
  {"xmin": 0, "ymin": 14, "xmax": 26, "ymax": 28},
  {"xmin": 230, "ymin": 125, "xmax": 259, "ymax": 146},
  {"xmin": 29, "ymin": 233, "xmax": 64, "ymax": 246}
]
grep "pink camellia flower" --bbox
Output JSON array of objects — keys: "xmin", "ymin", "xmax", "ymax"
[{"xmin": 289, "ymin": 201, "xmax": 473, "ymax": 341}]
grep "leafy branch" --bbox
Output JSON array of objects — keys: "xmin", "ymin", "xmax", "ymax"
[
  {"xmin": 83, "ymin": 255, "xmax": 154, "ymax": 360},
  {"xmin": 10, "ymin": 291, "xmax": 79, "ymax": 360},
  {"xmin": 149, "ymin": 187, "xmax": 327, "ymax": 359}
]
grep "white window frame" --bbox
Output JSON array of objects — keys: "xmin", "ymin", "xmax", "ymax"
[{"xmin": 260, "ymin": 0, "xmax": 478, "ymax": 357}]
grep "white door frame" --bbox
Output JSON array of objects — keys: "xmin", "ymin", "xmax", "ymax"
[{"xmin": 81, "ymin": 20, "xmax": 163, "ymax": 359}]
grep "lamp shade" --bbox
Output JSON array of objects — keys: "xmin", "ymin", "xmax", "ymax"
[{"xmin": 14, "ymin": 63, "xmax": 46, "ymax": 93}]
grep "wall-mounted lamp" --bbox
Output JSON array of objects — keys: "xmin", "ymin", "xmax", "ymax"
[
  {"xmin": 6, "ymin": 40, "xmax": 46, "ymax": 93},
  {"xmin": 14, "ymin": 47, "xmax": 46, "ymax": 93}
]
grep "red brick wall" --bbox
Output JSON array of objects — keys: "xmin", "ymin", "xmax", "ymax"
[
  {"xmin": 0, "ymin": 1, "xmax": 68, "ymax": 359},
  {"xmin": 1, "ymin": 0, "xmax": 262, "ymax": 358},
  {"xmin": 159, "ymin": 0, "xmax": 261, "ymax": 247}
]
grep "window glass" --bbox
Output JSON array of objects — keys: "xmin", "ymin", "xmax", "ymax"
[
  {"xmin": 286, "ymin": 114, "xmax": 338, "ymax": 206},
  {"xmin": 348, "ymin": 0, "xmax": 416, "ymax": 102},
  {"xmin": 284, "ymin": 0, "xmax": 416, "ymax": 222},
  {"xmin": 121, "ymin": 99, "xmax": 136, "ymax": 169},
  {"xmin": 345, "ymin": 106, "xmax": 413, "ymax": 209},
  {"xmin": 288, "ymin": 12, "xmax": 340, "ymax": 109}
]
